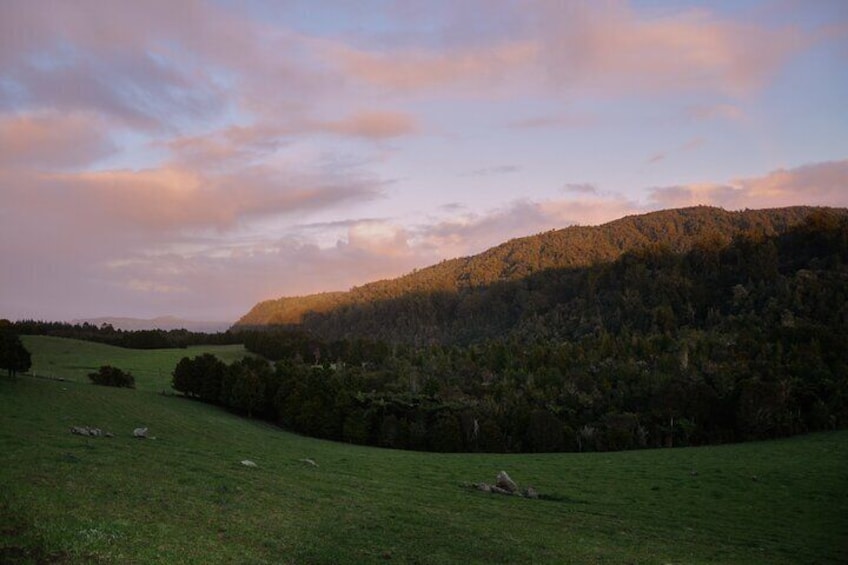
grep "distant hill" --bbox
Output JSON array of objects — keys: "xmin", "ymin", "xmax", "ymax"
[
  {"xmin": 73, "ymin": 316, "xmax": 231, "ymax": 333},
  {"xmin": 235, "ymin": 206, "xmax": 842, "ymax": 343}
]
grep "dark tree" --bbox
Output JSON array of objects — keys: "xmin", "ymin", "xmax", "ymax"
[
  {"xmin": 172, "ymin": 353, "xmax": 229, "ymax": 402},
  {"xmin": 0, "ymin": 331, "xmax": 32, "ymax": 377},
  {"xmin": 88, "ymin": 365, "xmax": 135, "ymax": 388},
  {"xmin": 172, "ymin": 356, "xmax": 197, "ymax": 397},
  {"xmin": 229, "ymin": 361, "xmax": 265, "ymax": 418}
]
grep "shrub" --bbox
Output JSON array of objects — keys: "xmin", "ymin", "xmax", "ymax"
[{"xmin": 88, "ymin": 365, "xmax": 135, "ymax": 388}]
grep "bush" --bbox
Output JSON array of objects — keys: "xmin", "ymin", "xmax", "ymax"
[{"xmin": 88, "ymin": 365, "xmax": 135, "ymax": 388}]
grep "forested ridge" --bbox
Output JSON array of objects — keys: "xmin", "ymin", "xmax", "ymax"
[
  {"xmin": 168, "ymin": 206, "xmax": 848, "ymax": 453},
  {"xmin": 235, "ymin": 206, "xmax": 834, "ymax": 344}
]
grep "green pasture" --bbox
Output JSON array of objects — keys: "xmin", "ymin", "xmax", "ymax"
[
  {"xmin": 1, "ymin": 336, "xmax": 845, "ymax": 563},
  {"xmin": 21, "ymin": 335, "xmax": 251, "ymax": 391}
]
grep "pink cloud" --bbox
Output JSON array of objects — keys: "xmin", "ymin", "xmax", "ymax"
[
  {"xmin": 90, "ymin": 232, "xmax": 428, "ymax": 320},
  {"xmin": 464, "ymin": 165, "xmax": 521, "ymax": 177},
  {"xmin": 0, "ymin": 168, "xmax": 388, "ymax": 321},
  {"xmin": 414, "ymin": 196, "xmax": 641, "ymax": 258},
  {"xmin": 649, "ymin": 159, "xmax": 848, "ymax": 209},
  {"xmin": 533, "ymin": 1, "xmax": 807, "ymax": 96},
  {"xmin": 95, "ymin": 168, "xmax": 379, "ymax": 231},
  {"xmin": 687, "ymin": 103, "xmax": 746, "ymax": 122},
  {"xmin": 163, "ymin": 135, "xmax": 249, "ymax": 170},
  {"xmin": 2, "ymin": 162, "xmax": 383, "ymax": 237},
  {"xmin": 533, "ymin": 197, "xmax": 643, "ymax": 228},
  {"xmin": 0, "ymin": 111, "xmax": 116, "ymax": 169},
  {"xmin": 162, "ymin": 125, "xmax": 290, "ymax": 170},
  {"xmin": 113, "ymin": 197, "xmax": 639, "ymax": 316},
  {"xmin": 325, "ymin": 1, "xmax": 808, "ymax": 97},
  {"xmin": 328, "ymin": 40, "xmax": 539, "ymax": 91},
  {"xmin": 316, "ymin": 111, "xmax": 418, "ymax": 139},
  {"xmin": 506, "ymin": 114, "xmax": 596, "ymax": 129},
  {"xmin": 344, "ymin": 220, "xmax": 411, "ymax": 257},
  {"xmin": 163, "ymin": 110, "xmax": 417, "ymax": 170}
]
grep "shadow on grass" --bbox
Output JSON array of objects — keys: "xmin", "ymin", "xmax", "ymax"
[
  {"xmin": 537, "ymin": 492, "xmax": 589, "ymax": 504},
  {"xmin": 460, "ymin": 483, "xmax": 588, "ymax": 504}
]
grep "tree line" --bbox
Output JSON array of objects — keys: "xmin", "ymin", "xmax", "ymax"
[
  {"xmin": 173, "ymin": 321, "xmax": 847, "ymax": 452},
  {"xmin": 7, "ymin": 320, "xmax": 240, "ymax": 349}
]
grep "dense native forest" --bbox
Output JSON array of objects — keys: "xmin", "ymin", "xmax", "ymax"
[
  {"xmin": 166, "ymin": 206, "xmax": 848, "ymax": 453},
  {"xmin": 236, "ymin": 206, "xmax": 820, "ymax": 333}
]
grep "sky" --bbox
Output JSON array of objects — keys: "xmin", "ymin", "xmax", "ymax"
[{"xmin": 1, "ymin": 0, "xmax": 847, "ymax": 323}]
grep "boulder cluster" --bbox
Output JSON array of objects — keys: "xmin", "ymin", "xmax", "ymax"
[{"xmin": 468, "ymin": 471, "xmax": 539, "ymax": 499}]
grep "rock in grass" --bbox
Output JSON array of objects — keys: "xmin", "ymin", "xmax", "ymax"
[
  {"xmin": 524, "ymin": 486, "xmax": 539, "ymax": 499},
  {"xmin": 70, "ymin": 426, "xmax": 103, "ymax": 437},
  {"xmin": 465, "ymin": 479, "xmax": 541, "ymax": 499},
  {"xmin": 133, "ymin": 427, "xmax": 148, "ymax": 438},
  {"xmin": 496, "ymin": 470, "xmax": 518, "ymax": 493},
  {"xmin": 241, "ymin": 460, "xmax": 257, "ymax": 467}
]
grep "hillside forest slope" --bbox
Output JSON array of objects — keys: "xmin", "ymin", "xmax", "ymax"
[{"xmin": 235, "ymin": 206, "xmax": 843, "ymax": 345}]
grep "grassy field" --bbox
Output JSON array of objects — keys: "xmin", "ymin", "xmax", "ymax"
[
  {"xmin": 21, "ymin": 335, "xmax": 251, "ymax": 391},
  {"xmin": 1, "ymin": 338, "xmax": 846, "ymax": 563}
]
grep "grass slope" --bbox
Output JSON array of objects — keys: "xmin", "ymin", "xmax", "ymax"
[
  {"xmin": 21, "ymin": 335, "xmax": 251, "ymax": 391},
  {"xmin": 1, "ymin": 373, "xmax": 845, "ymax": 564}
]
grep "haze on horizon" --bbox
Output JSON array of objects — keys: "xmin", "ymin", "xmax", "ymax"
[{"xmin": 1, "ymin": 0, "xmax": 846, "ymax": 323}]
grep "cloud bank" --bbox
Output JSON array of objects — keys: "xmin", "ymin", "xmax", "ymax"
[{"xmin": 0, "ymin": 0, "xmax": 844, "ymax": 321}]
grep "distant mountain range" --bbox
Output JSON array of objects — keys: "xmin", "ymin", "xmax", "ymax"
[
  {"xmin": 73, "ymin": 316, "xmax": 232, "ymax": 333},
  {"xmin": 234, "ymin": 205, "xmax": 846, "ymax": 344}
]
